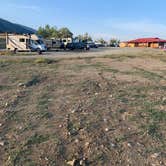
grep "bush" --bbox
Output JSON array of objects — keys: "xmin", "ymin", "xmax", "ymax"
[{"xmin": 34, "ymin": 58, "xmax": 55, "ymax": 64}]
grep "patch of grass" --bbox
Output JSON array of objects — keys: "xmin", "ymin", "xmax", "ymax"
[
  {"xmin": 37, "ymin": 91, "xmax": 54, "ymax": 119},
  {"xmin": 0, "ymin": 58, "xmax": 34, "ymax": 64},
  {"xmin": 149, "ymin": 109, "xmax": 166, "ymax": 122},
  {"xmin": 5, "ymin": 111, "xmax": 20, "ymax": 122},
  {"xmin": 38, "ymin": 93, "xmax": 50, "ymax": 110},
  {"xmin": 0, "ymin": 85, "xmax": 11, "ymax": 91},
  {"xmin": 67, "ymin": 121, "xmax": 80, "ymax": 136},
  {"xmin": 25, "ymin": 75, "xmax": 41, "ymax": 87},
  {"xmin": 34, "ymin": 58, "xmax": 56, "ymax": 64},
  {"xmin": 26, "ymin": 133, "xmax": 49, "ymax": 146},
  {"xmin": 9, "ymin": 148, "xmax": 32, "ymax": 166},
  {"xmin": 103, "ymin": 54, "xmax": 137, "ymax": 59},
  {"xmin": 103, "ymin": 68, "xmax": 120, "ymax": 73},
  {"xmin": 134, "ymin": 68, "xmax": 165, "ymax": 81},
  {"xmin": 139, "ymin": 101, "xmax": 165, "ymax": 140},
  {"xmin": 92, "ymin": 152, "xmax": 108, "ymax": 165},
  {"xmin": 119, "ymin": 109, "xmax": 127, "ymax": 114},
  {"xmin": 84, "ymin": 57, "xmax": 93, "ymax": 63},
  {"xmin": 146, "ymin": 123, "xmax": 162, "ymax": 140},
  {"xmin": 115, "ymin": 135, "xmax": 128, "ymax": 143}
]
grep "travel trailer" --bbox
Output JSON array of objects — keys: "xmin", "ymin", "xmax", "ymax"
[
  {"xmin": 0, "ymin": 33, "xmax": 47, "ymax": 52},
  {"xmin": 44, "ymin": 39, "xmax": 65, "ymax": 50}
]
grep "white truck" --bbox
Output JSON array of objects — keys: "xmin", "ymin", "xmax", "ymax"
[{"xmin": 0, "ymin": 33, "xmax": 47, "ymax": 53}]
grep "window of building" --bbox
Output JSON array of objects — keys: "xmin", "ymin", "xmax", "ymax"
[{"xmin": 19, "ymin": 38, "xmax": 25, "ymax": 42}]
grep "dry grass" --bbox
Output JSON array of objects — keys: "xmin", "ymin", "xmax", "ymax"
[{"xmin": 0, "ymin": 48, "xmax": 166, "ymax": 165}]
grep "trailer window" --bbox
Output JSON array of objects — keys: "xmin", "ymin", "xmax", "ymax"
[
  {"xmin": 19, "ymin": 38, "xmax": 25, "ymax": 42},
  {"xmin": 36, "ymin": 40, "xmax": 44, "ymax": 44}
]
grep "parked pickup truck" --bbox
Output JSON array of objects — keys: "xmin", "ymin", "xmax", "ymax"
[{"xmin": 66, "ymin": 42, "xmax": 90, "ymax": 50}]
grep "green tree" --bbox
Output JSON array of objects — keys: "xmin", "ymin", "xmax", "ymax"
[
  {"xmin": 97, "ymin": 38, "xmax": 107, "ymax": 44},
  {"xmin": 76, "ymin": 33, "xmax": 92, "ymax": 42},
  {"xmin": 37, "ymin": 25, "xmax": 59, "ymax": 39},
  {"xmin": 109, "ymin": 38, "xmax": 120, "ymax": 46},
  {"xmin": 37, "ymin": 25, "xmax": 73, "ymax": 39},
  {"xmin": 58, "ymin": 27, "xmax": 73, "ymax": 38}
]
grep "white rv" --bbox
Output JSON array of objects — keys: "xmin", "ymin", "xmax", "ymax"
[{"xmin": 1, "ymin": 33, "xmax": 47, "ymax": 52}]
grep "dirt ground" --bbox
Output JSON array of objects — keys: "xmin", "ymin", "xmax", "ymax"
[{"xmin": 0, "ymin": 48, "xmax": 166, "ymax": 166}]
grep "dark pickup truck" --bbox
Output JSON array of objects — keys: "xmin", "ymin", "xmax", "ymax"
[{"xmin": 66, "ymin": 42, "xmax": 90, "ymax": 50}]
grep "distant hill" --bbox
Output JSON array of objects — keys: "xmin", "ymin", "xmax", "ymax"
[{"xmin": 0, "ymin": 18, "xmax": 36, "ymax": 34}]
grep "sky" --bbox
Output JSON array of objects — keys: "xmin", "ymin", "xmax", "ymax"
[{"xmin": 1, "ymin": 0, "xmax": 166, "ymax": 41}]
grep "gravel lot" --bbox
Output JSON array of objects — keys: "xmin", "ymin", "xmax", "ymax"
[{"xmin": 0, "ymin": 47, "xmax": 165, "ymax": 60}]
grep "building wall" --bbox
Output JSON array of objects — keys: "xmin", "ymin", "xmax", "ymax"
[
  {"xmin": 137, "ymin": 43, "xmax": 148, "ymax": 47},
  {"xmin": 128, "ymin": 43, "xmax": 135, "ymax": 47},
  {"xmin": 119, "ymin": 40, "xmax": 163, "ymax": 48},
  {"xmin": 150, "ymin": 43, "xmax": 159, "ymax": 48},
  {"xmin": 119, "ymin": 42, "xmax": 128, "ymax": 48}
]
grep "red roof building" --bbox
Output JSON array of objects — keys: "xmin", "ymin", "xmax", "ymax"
[{"xmin": 120, "ymin": 37, "xmax": 166, "ymax": 48}]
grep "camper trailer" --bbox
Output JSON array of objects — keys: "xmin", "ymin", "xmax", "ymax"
[
  {"xmin": 0, "ymin": 33, "xmax": 47, "ymax": 52},
  {"xmin": 44, "ymin": 39, "xmax": 65, "ymax": 50}
]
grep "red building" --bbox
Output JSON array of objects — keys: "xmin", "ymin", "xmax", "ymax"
[{"xmin": 120, "ymin": 37, "xmax": 166, "ymax": 48}]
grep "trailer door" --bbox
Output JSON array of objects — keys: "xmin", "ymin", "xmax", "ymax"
[{"xmin": 0, "ymin": 38, "xmax": 6, "ymax": 49}]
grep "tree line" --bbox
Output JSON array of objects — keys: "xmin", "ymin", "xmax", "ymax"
[{"xmin": 37, "ymin": 25, "xmax": 120, "ymax": 46}]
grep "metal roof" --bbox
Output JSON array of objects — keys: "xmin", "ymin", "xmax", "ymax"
[
  {"xmin": 128, "ymin": 38, "xmax": 166, "ymax": 43},
  {"xmin": 0, "ymin": 18, "xmax": 36, "ymax": 34}
]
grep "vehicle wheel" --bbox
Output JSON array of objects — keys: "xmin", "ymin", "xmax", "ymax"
[
  {"xmin": 37, "ymin": 48, "xmax": 42, "ymax": 55},
  {"xmin": 13, "ymin": 48, "xmax": 18, "ymax": 54}
]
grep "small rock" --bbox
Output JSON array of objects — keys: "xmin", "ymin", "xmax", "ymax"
[
  {"xmin": 0, "ymin": 123, "xmax": 2, "ymax": 127},
  {"xmin": 71, "ymin": 109, "xmax": 76, "ymax": 113},
  {"xmin": 95, "ymin": 93, "xmax": 99, "ymax": 96},
  {"xmin": 127, "ymin": 143, "xmax": 132, "ymax": 148},
  {"xmin": 5, "ymin": 102, "xmax": 9, "ymax": 107},
  {"xmin": 59, "ymin": 124, "xmax": 62, "ymax": 128},
  {"xmin": 0, "ymin": 141, "xmax": 5, "ymax": 146},
  {"xmin": 151, "ymin": 153, "xmax": 160, "ymax": 158},
  {"xmin": 109, "ymin": 95, "xmax": 113, "ymax": 98},
  {"xmin": 45, "ymin": 157, "xmax": 49, "ymax": 161},
  {"xmin": 103, "ymin": 118, "xmax": 107, "ymax": 122},
  {"xmin": 67, "ymin": 159, "xmax": 75, "ymax": 166},
  {"xmin": 136, "ymin": 142, "xmax": 142, "ymax": 146},
  {"xmin": 18, "ymin": 83, "xmax": 25, "ymax": 87},
  {"xmin": 110, "ymin": 143, "xmax": 116, "ymax": 148},
  {"xmin": 80, "ymin": 160, "xmax": 84, "ymax": 165},
  {"xmin": 162, "ymin": 97, "xmax": 166, "ymax": 101},
  {"xmin": 85, "ymin": 142, "xmax": 90, "ymax": 147},
  {"xmin": 48, "ymin": 98, "xmax": 53, "ymax": 102},
  {"xmin": 75, "ymin": 139, "xmax": 79, "ymax": 143},
  {"xmin": 105, "ymin": 128, "xmax": 109, "ymax": 132}
]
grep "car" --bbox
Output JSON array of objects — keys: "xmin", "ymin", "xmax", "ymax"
[{"xmin": 86, "ymin": 42, "xmax": 98, "ymax": 48}]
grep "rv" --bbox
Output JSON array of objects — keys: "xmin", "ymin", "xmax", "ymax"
[
  {"xmin": 44, "ymin": 39, "xmax": 65, "ymax": 50},
  {"xmin": 44, "ymin": 37, "xmax": 73, "ymax": 50},
  {"xmin": 0, "ymin": 33, "xmax": 47, "ymax": 52}
]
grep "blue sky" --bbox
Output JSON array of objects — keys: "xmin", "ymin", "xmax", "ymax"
[{"xmin": 1, "ymin": 0, "xmax": 166, "ymax": 40}]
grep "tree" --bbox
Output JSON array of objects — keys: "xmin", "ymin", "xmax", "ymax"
[
  {"xmin": 58, "ymin": 27, "xmax": 73, "ymax": 38},
  {"xmin": 37, "ymin": 25, "xmax": 59, "ymax": 39},
  {"xmin": 109, "ymin": 38, "xmax": 120, "ymax": 47},
  {"xmin": 97, "ymin": 38, "xmax": 107, "ymax": 44},
  {"xmin": 76, "ymin": 33, "xmax": 92, "ymax": 42},
  {"xmin": 37, "ymin": 25, "xmax": 73, "ymax": 39}
]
